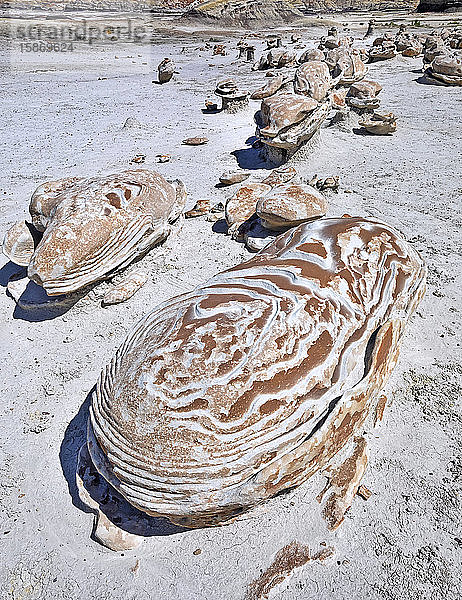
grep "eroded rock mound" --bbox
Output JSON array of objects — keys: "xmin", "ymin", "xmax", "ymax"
[
  {"xmin": 256, "ymin": 93, "xmax": 330, "ymax": 161},
  {"xmin": 425, "ymin": 53, "xmax": 462, "ymax": 85},
  {"xmin": 88, "ymin": 216, "xmax": 426, "ymax": 528},
  {"xmin": 183, "ymin": 0, "xmax": 305, "ymax": 27},
  {"xmin": 256, "ymin": 183, "xmax": 327, "ymax": 229}
]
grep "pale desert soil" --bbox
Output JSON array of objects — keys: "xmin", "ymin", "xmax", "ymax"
[{"xmin": 0, "ymin": 11, "xmax": 461, "ymax": 600}]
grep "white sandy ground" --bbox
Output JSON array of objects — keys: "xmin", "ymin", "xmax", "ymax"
[{"xmin": 0, "ymin": 10, "xmax": 461, "ymax": 600}]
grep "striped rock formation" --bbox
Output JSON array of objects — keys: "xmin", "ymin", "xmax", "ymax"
[
  {"xmin": 88, "ymin": 216, "xmax": 426, "ymax": 529},
  {"xmin": 325, "ymin": 47, "xmax": 368, "ymax": 86},
  {"xmin": 3, "ymin": 169, "xmax": 186, "ymax": 297}
]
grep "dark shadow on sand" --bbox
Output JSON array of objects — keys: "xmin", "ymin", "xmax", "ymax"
[
  {"xmin": 0, "ymin": 262, "xmax": 25, "ymax": 287},
  {"xmin": 232, "ymin": 147, "xmax": 274, "ymax": 171},
  {"xmin": 212, "ymin": 219, "xmax": 229, "ymax": 234},
  {"xmin": 415, "ymin": 75, "xmax": 445, "ymax": 86},
  {"xmin": 60, "ymin": 392, "xmax": 189, "ymax": 540}
]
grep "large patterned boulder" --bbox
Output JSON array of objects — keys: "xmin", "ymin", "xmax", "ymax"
[{"xmin": 88, "ymin": 216, "xmax": 426, "ymax": 528}]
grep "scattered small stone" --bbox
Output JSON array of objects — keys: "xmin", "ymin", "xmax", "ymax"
[
  {"xmin": 210, "ymin": 202, "xmax": 225, "ymax": 214},
  {"xmin": 185, "ymin": 199, "xmax": 210, "ymax": 218},
  {"xmin": 130, "ymin": 154, "xmax": 145, "ymax": 164},
  {"xmin": 103, "ymin": 270, "xmax": 148, "ymax": 306},
  {"xmin": 205, "ymin": 99, "xmax": 218, "ymax": 111},
  {"xmin": 131, "ymin": 559, "xmax": 140, "ymax": 574},
  {"xmin": 157, "ymin": 154, "xmax": 171, "ymax": 163},
  {"xmin": 193, "ymin": 548, "xmax": 202, "ymax": 555},
  {"xmin": 122, "ymin": 117, "xmax": 144, "ymax": 129},
  {"xmin": 374, "ymin": 394, "xmax": 388, "ymax": 425},
  {"xmin": 182, "ymin": 137, "xmax": 209, "ymax": 146},
  {"xmin": 158, "ymin": 57, "xmax": 175, "ymax": 84},
  {"xmin": 309, "ymin": 175, "xmax": 340, "ymax": 192},
  {"xmin": 357, "ymin": 485, "xmax": 373, "ymax": 500},
  {"xmin": 23, "ymin": 411, "xmax": 53, "ymax": 434},
  {"xmin": 219, "ymin": 171, "xmax": 251, "ymax": 186}
]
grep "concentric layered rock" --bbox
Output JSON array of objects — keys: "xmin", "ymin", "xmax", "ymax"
[
  {"xmin": 215, "ymin": 79, "xmax": 249, "ymax": 112},
  {"xmin": 261, "ymin": 166, "xmax": 297, "ymax": 187},
  {"xmin": 4, "ymin": 169, "xmax": 186, "ymax": 296},
  {"xmin": 346, "ymin": 80, "xmax": 382, "ymax": 111},
  {"xmin": 88, "ymin": 216, "xmax": 426, "ymax": 528}
]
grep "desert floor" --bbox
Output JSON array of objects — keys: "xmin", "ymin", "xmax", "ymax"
[{"xmin": 0, "ymin": 9, "xmax": 461, "ymax": 600}]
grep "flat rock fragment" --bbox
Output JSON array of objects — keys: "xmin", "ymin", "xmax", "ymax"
[
  {"xmin": 219, "ymin": 171, "xmax": 251, "ymax": 186},
  {"xmin": 185, "ymin": 199, "xmax": 211, "ymax": 218},
  {"xmin": 246, "ymin": 541, "xmax": 335, "ymax": 600},
  {"xmin": 182, "ymin": 137, "xmax": 209, "ymax": 146},
  {"xmin": 103, "ymin": 270, "xmax": 149, "ymax": 306},
  {"xmin": 319, "ymin": 436, "xmax": 368, "ymax": 531}
]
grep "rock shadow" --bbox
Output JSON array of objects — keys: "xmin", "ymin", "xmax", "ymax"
[
  {"xmin": 232, "ymin": 147, "xmax": 275, "ymax": 171},
  {"xmin": 212, "ymin": 219, "xmax": 229, "ymax": 234},
  {"xmin": 0, "ymin": 262, "xmax": 24, "ymax": 287},
  {"xmin": 60, "ymin": 392, "xmax": 189, "ymax": 541},
  {"xmin": 415, "ymin": 75, "xmax": 446, "ymax": 86}
]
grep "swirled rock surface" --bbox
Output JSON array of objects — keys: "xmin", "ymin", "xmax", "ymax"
[
  {"xmin": 24, "ymin": 169, "xmax": 185, "ymax": 295},
  {"xmin": 88, "ymin": 216, "xmax": 426, "ymax": 528}
]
